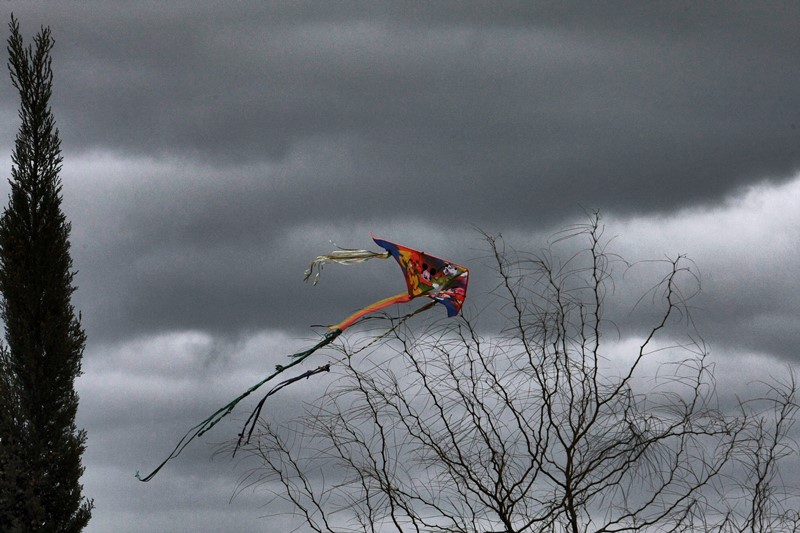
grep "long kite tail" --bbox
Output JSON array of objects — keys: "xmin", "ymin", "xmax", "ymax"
[
  {"xmin": 297, "ymin": 291, "xmax": 412, "ymax": 345},
  {"xmin": 234, "ymin": 299, "xmax": 438, "ymax": 454},
  {"xmin": 233, "ymin": 363, "xmax": 332, "ymax": 455},
  {"xmin": 135, "ymin": 329, "xmax": 342, "ymax": 482}
]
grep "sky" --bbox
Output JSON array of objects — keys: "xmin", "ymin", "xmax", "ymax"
[{"xmin": 1, "ymin": 2, "xmax": 799, "ymax": 531}]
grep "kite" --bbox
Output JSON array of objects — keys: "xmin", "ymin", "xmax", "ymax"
[
  {"xmin": 136, "ymin": 235, "xmax": 468, "ymax": 482},
  {"xmin": 305, "ymin": 236, "xmax": 469, "ymax": 331}
]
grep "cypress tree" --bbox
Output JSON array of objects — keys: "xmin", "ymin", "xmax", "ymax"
[{"xmin": 0, "ymin": 15, "xmax": 92, "ymax": 531}]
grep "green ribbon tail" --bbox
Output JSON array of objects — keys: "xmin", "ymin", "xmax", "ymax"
[{"xmin": 135, "ymin": 329, "xmax": 342, "ymax": 482}]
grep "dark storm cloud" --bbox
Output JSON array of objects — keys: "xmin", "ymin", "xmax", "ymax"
[
  {"xmin": 3, "ymin": 1, "xmax": 797, "ymax": 346},
  {"xmin": 1, "ymin": 5, "xmax": 799, "ymax": 531},
  {"xmin": 7, "ymin": 0, "xmax": 788, "ymax": 343},
  {"xmin": 7, "ymin": 2, "xmax": 800, "ymax": 229}
]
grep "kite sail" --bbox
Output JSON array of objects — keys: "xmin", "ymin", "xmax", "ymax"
[{"xmin": 136, "ymin": 236, "xmax": 468, "ymax": 482}]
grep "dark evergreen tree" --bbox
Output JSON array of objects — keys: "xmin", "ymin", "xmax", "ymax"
[{"xmin": 0, "ymin": 15, "xmax": 92, "ymax": 532}]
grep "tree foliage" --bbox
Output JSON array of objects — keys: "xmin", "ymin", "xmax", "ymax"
[
  {"xmin": 237, "ymin": 215, "xmax": 798, "ymax": 532},
  {"xmin": 0, "ymin": 15, "xmax": 92, "ymax": 532}
]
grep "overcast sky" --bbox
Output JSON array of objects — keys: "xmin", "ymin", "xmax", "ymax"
[{"xmin": 1, "ymin": 2, "xmax": 799, "ymax": 531}]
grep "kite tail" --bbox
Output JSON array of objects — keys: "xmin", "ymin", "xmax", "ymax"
[
  {"xmin": 236, "ymin": 299, "xmax": 439, "ymax": 454},
  {"xmin": 304, "ymin": 248, "xmax": 390, "ymax": 285},
  {"xmin": 135, "ymin": 329, "xmax": 342, "ymax": 482},
  {"xmin": 327, "ymin": 292, "xmax": 413, "ymax": 332},
  {"xmin": 234, "ymin": 363, "xmax": 332, "ymax": 455}
]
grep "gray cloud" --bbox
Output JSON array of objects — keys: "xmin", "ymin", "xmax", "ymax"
[{"xmin": 7, "ymin": 2, "xmax": 799, "ymax": 221}]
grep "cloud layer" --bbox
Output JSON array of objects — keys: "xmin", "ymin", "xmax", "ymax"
[{"xmin": 0, "ymin": 3, "xmax": 798, "ymax": 531}]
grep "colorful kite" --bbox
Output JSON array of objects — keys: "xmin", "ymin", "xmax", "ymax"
[
  {"xmin": 307, "ymin": 236, "xmax": 469, "ymax": 331},
  {"xmin": 136, "ymin": 236, "xmax": 469, "ymax": 482}
]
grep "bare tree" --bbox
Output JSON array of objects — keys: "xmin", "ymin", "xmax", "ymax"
[{"xmin": 234, "ymin": 215, "xmax": 798, "ymax": 532}]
